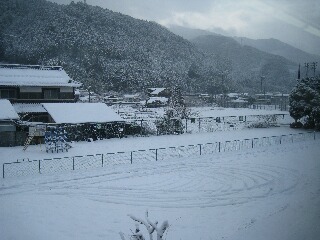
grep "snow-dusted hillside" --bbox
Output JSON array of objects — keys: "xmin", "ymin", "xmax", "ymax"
[{"xmin": 1, "ymin": 0, "xmax": 297, "ymax": 93}]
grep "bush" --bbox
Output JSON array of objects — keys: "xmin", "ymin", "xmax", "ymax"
[{"xmin": 290, "ymin": 122, "xmax": 303, "ymax": 128}]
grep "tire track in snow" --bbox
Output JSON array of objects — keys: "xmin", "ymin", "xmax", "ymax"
[{"xmin": 37, "ymin": 158, "xmax": 299, "ymax": 208}]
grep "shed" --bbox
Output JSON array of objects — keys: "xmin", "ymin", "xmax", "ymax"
[
  {"xmin": 42, "ymin": 103, "xmax": 124, "ymax": 124},
  {"xmin": 42, "ymin": 103, "xmax": 125, "ymax": 141}
]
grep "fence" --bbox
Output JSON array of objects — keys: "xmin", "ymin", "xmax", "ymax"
[
  {"xmin": 127, "ymin": 114, "xmax": 288, "ymax": 136},
  {"xmin": 2, "ymin": 131, "xmax": 318, "ymax": 179}
]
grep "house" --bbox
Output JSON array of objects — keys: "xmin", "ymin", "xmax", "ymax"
[
  {"xmin": 0, "ymin": 64, "xmax": 129, "ymax": 145},
  {"xmin": 103, "ymin": 95, "xmax": 123, "ymax": 105},
  {"xmin": 0, "ymin": 64, "xmax": 82, "ymax": 103},
  {"xmin": 146, "ymin": 97, "xmax": 169, "ymax": 108},
  {"xmin": 146, "ymin": 88, "xmax": 171, "ymax": 98},
  {"xmin": 227, "ymin": 98, "xmax": 249, "ymax": 108},
  {"xmin": 123, "ymin": 94, "xmax": 141, "ymax": 103}
]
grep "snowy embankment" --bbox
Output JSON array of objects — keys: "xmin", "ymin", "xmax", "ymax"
[{"xmin": 0, "ymin": 125, "xmax": 320, "ymax": 240}]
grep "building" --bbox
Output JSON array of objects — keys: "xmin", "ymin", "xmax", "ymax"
[
  {"xmin": 146, "ymin": 88, "xmax": 171, "ymax": 98},
  {"xmin": 0, "ymin": 64, "xmax": 129, "ymax": 146},
  {"xmin": 0, "ymin": 99, "xmax": 26, "ymax": 147},
  {"xmin": 42, "ymin": 103, "xmax": 125, "ymax": 141},
  {"xmin": 0, "ymin": 64, "xmax": 82, "ymax": 103}
]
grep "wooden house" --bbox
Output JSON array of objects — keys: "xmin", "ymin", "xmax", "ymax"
[{"xmin": 0, "ymin": 64, "xmax": 82, "ymax": 103}]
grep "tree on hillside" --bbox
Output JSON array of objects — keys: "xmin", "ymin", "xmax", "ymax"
[{"xmin": 289, "ymin": 76, "xmax": 320, "ymax": 129}]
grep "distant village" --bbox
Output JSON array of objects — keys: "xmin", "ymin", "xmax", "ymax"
[{"xmin": 0, "ymin": 64, "xmax": 289, "ymax": 148}]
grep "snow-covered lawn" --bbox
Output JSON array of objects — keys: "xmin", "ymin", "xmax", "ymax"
[{"xmin": 0, "ymin": 126, "xmax": 319, "ymax": 240}]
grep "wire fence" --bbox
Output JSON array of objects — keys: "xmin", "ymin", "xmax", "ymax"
[{"xmin": 2, "ymin": 131, "xmax": 318, "ymax": 179}]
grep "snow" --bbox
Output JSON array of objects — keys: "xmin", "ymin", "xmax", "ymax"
[
  {"xmin": 0, "ymin": 99, "xmax": 19, "ymax": 120},
  {"xmin": 0, "ymin": 113, "xmax": 319, "ymax": 240},
  {"xmin": 0, "ymin": 66, "xmax": 81, "ymax": 87},
  {"xmin": 42, "ymin": 103, "xmax": 124, "ymax": 124}
]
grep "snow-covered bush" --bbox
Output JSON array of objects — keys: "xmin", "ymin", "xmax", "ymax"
[
  {"xmin": 120, "ymin": 211, "xmax": 169, "ymax": 240},
  {"xmin": 247, "ymin": 115, "xmax": 279, "ymax": 128}
]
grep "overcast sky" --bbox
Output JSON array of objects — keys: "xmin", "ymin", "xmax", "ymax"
[{"xmin": 50, "ymin": 0, "xmax": 320, "ymax": 55}]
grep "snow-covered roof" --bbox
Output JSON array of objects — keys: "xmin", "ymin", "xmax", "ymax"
[
  {"xmin": 0, "ymin": 99, "xmax": 19, "ymax": 120},
  {"xmin": 42, "ymin": 103, "xmax": 124, "ymax": 124},
  {"xmin": 227, "ymin": 93, "xmax": 239, "ymax": 98},
  {"xmin": 273, "ymin": 93, "xmax": 290, "ymax": 97},
  {"xmin": 147, "ymin": 97, "xmax": 168, "ymax": 103},
  {"xmin": 123, "ymin": 94, "xmax": 140, "ymax": 98},
  {"xmin": 0, "ymin": 65, "xmax": 82, "ymax": 87},
  {"xmin": 13, "ymin": 103, "xmax": 47, "ymax": 113},
  {"xmin": 148, "ymin": 88, "xmax": 167, "ymax": 95},
  {"xmin": 229, "ymin": 99, "xmax": 248, "ymax": 103}
]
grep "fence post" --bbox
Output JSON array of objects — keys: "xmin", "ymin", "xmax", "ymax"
[
  {"xmin": 131, "ymin": 151, "xmax": 133, "ymax": 164},
  {"xmin": 198, "ymin": 118, "xmax": 201, "ymax": 132},
  {"xmin": 140, "ymin": 120, "xmax": 143, "ymax": 135},
  {"xmin": 185, "ymin": 119, "xmax": 188, "ymax": 133},
  {"xmin": 155, "ymin": 149, "xmax": 158, "ymax": 161},
  {"xmin": 199, "ymin": 144, "xmax": 202, "ymax": 155},
  {"xmin": 38, "ymin": 160, "xmax": 41, "ymax": 174},
  {"xmin": 72, "ymin": 157, "xmax": 75, "ymax": 170},
  {"xmin": 2, "ymin": 164, "xmax": 4, "ymax": 179},
  {"xmin": 252, "ymin": 138, "xmax": 254, "ymax": 148},
  {"xmin": 219, "ymin": 142, "xmax": 221, "ymax": 152},
  {"xmin": 279, "ymin": 135, "xmax": 282, "ymax": 144},
  {"xmin": 101, "ymin": 154, "xmax": 104, "ymax": 167}
]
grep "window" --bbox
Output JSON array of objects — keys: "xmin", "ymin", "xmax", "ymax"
[
  {"xmin": 43, "ymin": 88, "xmax": 59, "ymax": 99},
  {"xmin": 20, "ymin": 92, "xmax": 42, "ymax": 99},
  {"xmin": 0, "ymin": 89, "xmax": 16, "ymax": 99},
  {"xmin": 60, "ymin": 92, "xmax": 74, "ymax": 99}
]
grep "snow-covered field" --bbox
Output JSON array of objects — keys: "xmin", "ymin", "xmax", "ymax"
[{"xmin": 1, "ymin": 124, "xmax": 320, "ymax": 239}]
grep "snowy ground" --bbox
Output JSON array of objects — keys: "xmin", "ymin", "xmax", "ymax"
[{"xmin": 1, "ymin": 124, "xmax": 320, "ymax": 239}]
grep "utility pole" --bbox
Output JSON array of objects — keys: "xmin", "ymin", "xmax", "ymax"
[
  {"xmin": 311, "ymin": 62, "xmax": 318, "ymax": 77},
  {"xmin": 305, "ymin": 63, "xmax": 309, "ymax": 77},
  {"xmin": 88, "ymin": 86, "xmax": 91, "ymax": 103},
  {"xmin": 260, "ymin": 76, "xmax": 265, "ymax": 94}
]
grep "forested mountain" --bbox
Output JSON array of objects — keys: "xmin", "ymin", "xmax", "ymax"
[
  {"xmin": 0, "ymin": 0, "xmax": 297, "ymax": 94},
  {"xmin": 0, "ymin": 0, "xmax": 206, "ymax": 93},
  {"xmin": 233, "ymin": 37, "xmax": 320, "ymax": 66},
  {"xmin": 191, "ymin": 35, "xmax": 297, "ymax": 93},
  {"xmin": 169, "ymin": 25, "xmax": 318, "ymax": 83}
]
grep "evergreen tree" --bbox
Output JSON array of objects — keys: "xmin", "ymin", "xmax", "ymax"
[
  {"xmin": 289, "ymin": 76, "xmax": 320, "ymax": 129},
  {"xmin": 156, "ymin": 86, "xmax": 189, "ymax": 135},
  {"xmin": 168, "ymin": 86, "xmax": 190, "ymax": 119}
]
